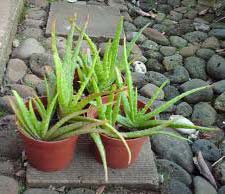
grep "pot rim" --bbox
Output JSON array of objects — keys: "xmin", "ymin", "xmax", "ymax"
[
  {"xmin": 17, "ymin": 126, "xmax": 77, "ymax": 144},
  {"xmin": 88, "ymin": 96, "xmax": 153, "ymax": 142},
  {"xmin": 100, "ymin": 133, "xmax": 149, "ymax": 142},
  {"xmin": 16, "ymin": 95, "xmax": 78, "ymax": 144}
]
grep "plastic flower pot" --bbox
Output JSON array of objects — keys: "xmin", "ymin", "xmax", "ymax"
[
  {"xmin": 17, "ymin": 96, "xmax": 79, "ymax": 172},
  {"xmin": 87, "ymin": 96, "xmax": 149, "ymax": 169}
]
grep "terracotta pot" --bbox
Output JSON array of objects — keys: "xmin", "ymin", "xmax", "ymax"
[
  {"xmin": 19, "ymin": 130, "xmax": 78, "ymax": 171},
  {"xmin": 17, "ymin": 96, "xmax": 79, "ymax": 171},
  {"xmin": 87, "ymin": 96, "xmax": 149, "ymax": 169}
]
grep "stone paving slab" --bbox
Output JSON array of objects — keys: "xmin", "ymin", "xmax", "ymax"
[
  {"xmin": 0, "ymin": 0, "xmax": 24, "ymax": 85},
  {"xmin": 46, "ymin": 2, "xmax": 121, "ymax": 40},
  {"xmin": 27, "ymin": 136, "xmax": 159, "ymax": 191}
]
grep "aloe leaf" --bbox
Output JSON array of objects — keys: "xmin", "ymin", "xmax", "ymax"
[
  {"xmin": 112, "ymin": 92, "xmax": 122, "ymax": 126},
  {"xmin": 117, "ymin": 115, "xmax": 134, "ymax": 128},
  {"xmin": 45, "ymin": 109, "xmax": 89, "ymax": 138},
  {"xmin": 126, "ymin": 22, "xmax": 150, "ymax": 57},
  {"xmin": 9, "ymin": 99, "xmax": 35, "ymax": 138},
  {"xmin": 123, "ymin": 37, "xmax": 134, "ymax": 121},
  {"xmin": 141, "ymin": 80, "xmax": 169, "ymax": 114},
  {"xmin": 54, "ymin": 128, "xmax": 105, "ymax": 141},
  {"xmin": 47, "ymin": 122, "xmax": 84, "ymax": 140},
  {"xmin": 73, "ymin": 51, "xmax": 99, "ymax": 106},
  {"xmin": 90, "ymin": 133, "xmax": 108, "ymax": 182},
  {"xmin": 104, "ymin": 123, "xmax": 132, "ymax": 164},
  {"xmin": 42, "ymin": 95, "xmax": 58, "ymax": 137},
  {"xmin": 121, "ymin": 120, "xmax": 175, "ymax": 138},
  {"xmin": 110, "ymin": 16, "xmax": 123, "ymax": 70},
  {"xmin": 28, "ymin": 99, "xmax": 40, "ymax": 136},
  {"xmin": 143, "ymin": 85, "xmax": 212, "ymax": 120},
  {"xmin": 63, "ymin": 16, "xmax": 76, "ymax": 67},
  {"xmin": 105, "ymin": 85, "xmax": 117, "ymax": 124},
  {"xmin": 12, "ymin": 91, "xmax": 40, "ymax": 138},
  {"xmin": 33, "ymin": 95, "xmax": 46, "ymax": 118}
]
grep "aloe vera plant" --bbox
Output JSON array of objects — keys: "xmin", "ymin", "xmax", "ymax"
[
  {"xmin": 51, "ymin": 17, "xmax": 132, "ymax": 182},
  {"xmin": 113, "ymin": 37, "xmax": 217, "ymax": 139},
  {"xmin": 10, "ymin": 89, "xmax": 109, "ymax": 141},
  {"xmin": 76, "ymin": 16, "xmax": 150, "ymax": 93}
]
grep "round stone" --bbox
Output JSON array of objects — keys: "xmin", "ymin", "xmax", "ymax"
[
  {"xmin": 123, "ymin": 21, "xmax": 137, "ymax": 32},
  {"xmin": 214, "ymin": 161, "xmax": 225, "ymax": 185},
  {"xmin": 23, "ymin": 74, "xmax": 43, "ymax": 89},
  {"xmin": 192, "ymin": 139, "xmax": 221, "ymax": 162},
  {"xmin": 145, "ymin": 71, "xmax": 168, "ymax": 87},
  {"xmin": 6, "ymin": 59, "xmax": 27, "ymax": 83},
  {"xmin": 168, "ymin": 10, "xmax": 183, "ymax": 21},
  {"xmin": 131, "ymin": 72, "xmax": 147, "ymax": 89},
  {"xmin": 180, "ymin": 79, "xmax": 213, "ymax": 104},
  {"xmin": 29, "ymin": 53, "xmax": 54, "ymax": 77},
  {"xmin": 209, "ymin": 29, "xmax": 225, "ymax": 39},
  {"xmin": 194, "ymin": 176, "xmax": 217, "ymax": 194},
  {"xmin": 169, "ymin": 36, "xmax": 188, "ymax": 48},
  {"xmin": 27, "ymin": 9, "xmax": 46, "ymax": 20},
  {"xmin": 144, "ymin": 51, "xmax": 163, "ymax": 61},
  {"xmin": 141, "ymin": 39, "xmax": 159, "ymax": 51},
  {"xmin": 167, "ymin": 0, "xmax": 181, "ymax": 7},
  {"xmin": 184, "ymin": 56, "xmax": 207, "ymax": 80},
  {"xmin": 166, "ymin": 66, "xmax": 190, "ymax": 84},
  {"xmin": 163, "ymin": 54, "xmax": 183, "ymax": 71},
  {"xmin": 146, "ymin": 59, "xmax": 164, "ymax": 72},
  {"xmin": 143, "ymin": 28, "xmax": 169, "ymax": 45},
  {"xmin": 157, "ymin": 159, "xmax": 192, "ymax": 185},
  {"xmin": 163, "ymin": 85, "xmax": 180, "ymax": 101},
  {"xmin": 196, "ymin": 48, "xmax": 215, "ymax": 60},
  {"xmin": 133, "ymin": 16, "xmax": 154, "ymax": 28},
  {"xmin": 175, "ymin": 102, "xmax": 193, "ymax": 117},
  {"xmin": 140, "ymin": 83, "xmax": 165, "ymax": 99},
  {"xmin": 161, "ymin": 180, "xmax": 192, "ymax": 194},
  {"xmin": 151, "ymin": 131, "xmax": 194, "ymax": 173},
  {"xmin": 22, "ymin": 28, "xmax": 43, "ymax": 39},
  {"xmin": 213, "ymin": 80, "xmax": 225, "ymax": 94},
  {"xmin": 126, "ymin": 32, "xmax": 147, "ymax": 44},
  {"xmin": 191, "ymin": 102, "xmax": 217, "ymax": 126},
  {"xmin": 0, "ymin": 96, "xmax": 16, "ymax": 113},
  {"xmin": 12, "ymin": 38, "xmax": 45, "ymax": 59},
  {"xmin": 179, "ymin": 45, "xmax": 198, "ymax": 57},
  {"xmin": 214, "ymin": 92, "xmax": 225, "ymax": 112},
  {"xmin": 207, "ymin": 54, "xmax": 225, "ymax": 80},
  {"xmin": 9, "ymin": 84, "xmax": 36, "ymax": 98},
  {"xmin": 184, "ymin": 31, "xmax": 208, "ymax": 43},
  {"xmin": 202, "ymin": 37, "xmax": 220, "ymax": 49},
  {"xmin": 160, "ymin": 46, "xmax": 176, "ymax": 56}
]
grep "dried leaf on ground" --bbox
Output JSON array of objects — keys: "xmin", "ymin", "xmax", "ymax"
[{"xmin": 193, "ymin": 151, "xmax": 217, "ymax": 189}]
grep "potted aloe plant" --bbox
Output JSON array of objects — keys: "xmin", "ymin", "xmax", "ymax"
[
  {"xmin": 9, "ymin": 16, "xmax": 107, "ymax": 172},
  {"xmin": 9, "ymin": 16, "xmax": 120, "ymax": 174},
  {"xmin": 50, "ymin": 16, "xmax": 132, "ymax": 181},
  {"xmin": 76, "ymin": 16, "xmax": 149, "ymax": 93},
  {"xmin": 87, "ymin": 37, "xmax": 217, "ymax": 169}
]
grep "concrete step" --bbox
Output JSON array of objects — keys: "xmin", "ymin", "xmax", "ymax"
[
  {"xmin": 27, "ymin": 136, "xmax": 159, "ymax": 191},
  {"xmin": 0, "ymin": 0, "xmax": 24, "ymax": 85},
  {"xmin": 46, "ymin": 2, "xmax": 121, "ymax": 41}
]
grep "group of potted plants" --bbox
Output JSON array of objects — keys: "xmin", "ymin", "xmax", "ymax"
[{"xmin": 10, "ymin": 15, "xmax": 217, "ymax": 182}]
